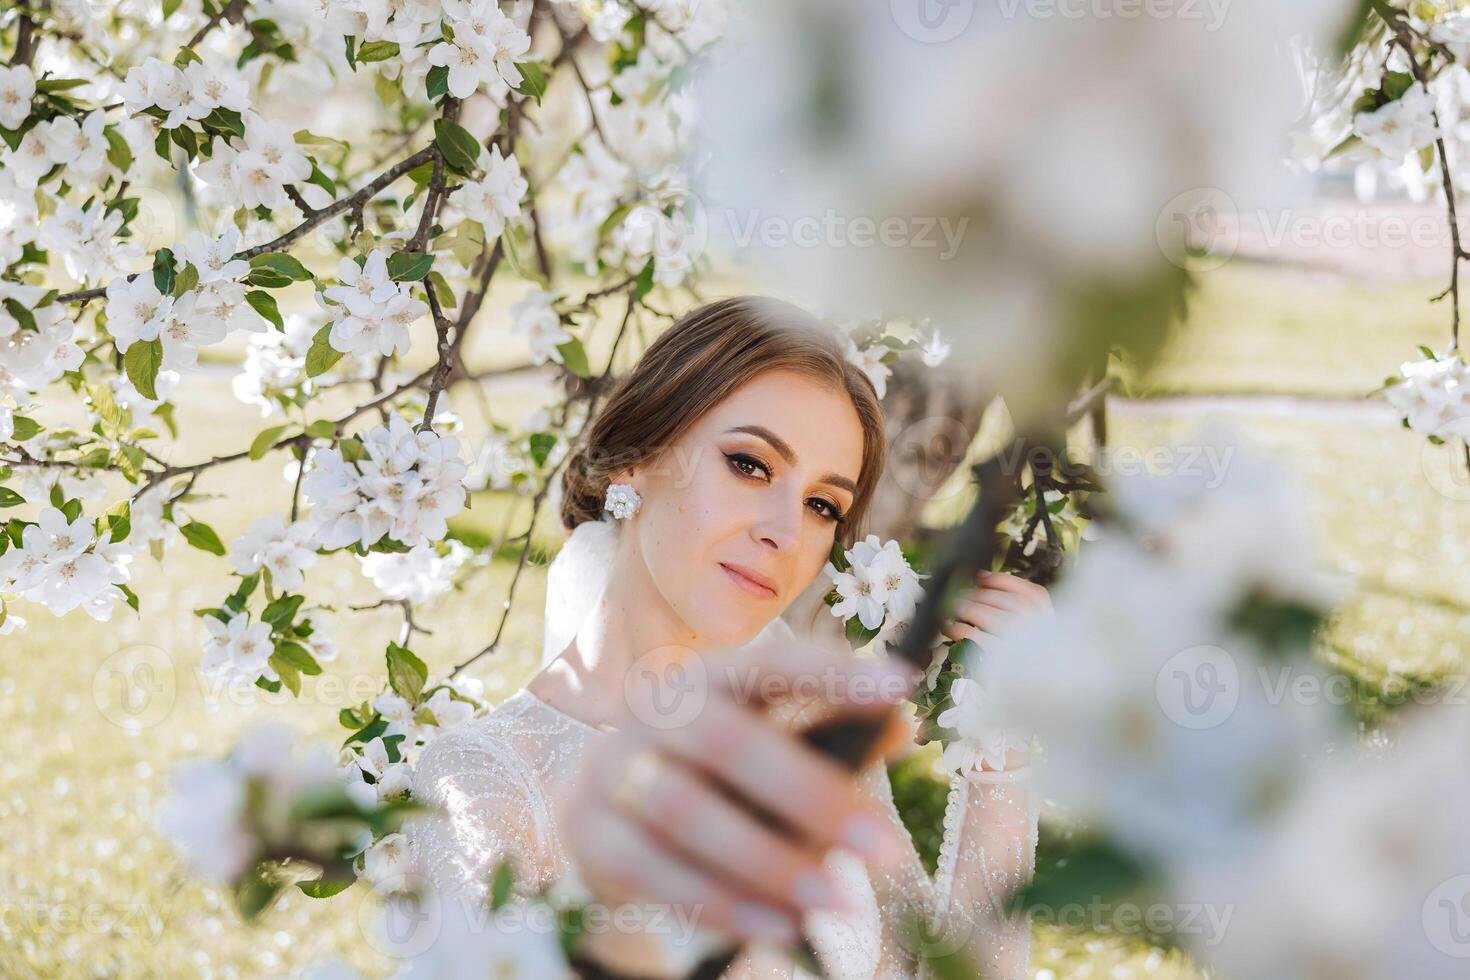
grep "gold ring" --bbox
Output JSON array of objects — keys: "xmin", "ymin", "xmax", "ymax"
[{"xmin": 610, "ymin": 747, "xmax": 666, "ymax": 816}]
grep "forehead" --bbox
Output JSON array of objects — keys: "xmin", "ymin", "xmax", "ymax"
[{"xmin": 686, "ymin": 369, "xmax": 866, "ymax": 482}]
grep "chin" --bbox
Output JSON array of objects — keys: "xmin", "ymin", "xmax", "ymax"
[{"xmin": 678, "ymin": 593, "xmax": 772, "ymax": 650}]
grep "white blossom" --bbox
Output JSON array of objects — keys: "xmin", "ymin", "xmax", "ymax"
[
  {"xmin": 427, "ymin": 2, "xmax": 530, "ymax": 102},
  {"xmin": 229, "ymin": 512, "xmax": 321, "ymax": 592},
  {"xmin": 40, "ymin": 110, "xmax": 109, "ymax": 179},
  {"xmin": 510, "ymin": 287, "xmax": 570, "ymax": 365},
  {"xmin": 458, "ymin": 144, "xmax": 527, "ymax": 238},
  {"xmin": 302, "ymin": 414, "xmax": 468, "ymax": 550},
  {"xmin": 199, "ymin": 611, "xmax": 277, "ymax": 687},
  {"xmin": 360, "ymin": 539, "xmax": 471, "ymax": 604},
  {"xmin": 0, "ymin": 64, "xmax": 35, "ymax": 130},
  {"xmin": 918, "ymin": 325, "xmax": 951, "ymax": 367},
  {"xmin": 361, "ymin": 832, "xmax": 415, "ymax": 890},
  {"xmin": 179, "ymin": 228, "xmax": 250, "ymax": 284},
  {"xmin": 1384, "ymin": 352, "xmax": 1470, "ymax": 439},
  {"xmin": 352, "ymin": 736, "xmax": 413, "ymax": 801},
  {"xmin": 823, "ymin": 534, "xmax": 924, "ymax": 632},
  {"xmin": 843, "ymin": 337, "xmax": 891, "ymax": 400},
  {"xmin": 1352, "ymin": 82, "xmax": 1440, "ymax": 161},
  {"xmin": 0, "ymin": 507, "xmax": 133, "ymax": 620},
  {"xmin": 119, "ymin": 58, "xmax": 209, "ymax": 130}
]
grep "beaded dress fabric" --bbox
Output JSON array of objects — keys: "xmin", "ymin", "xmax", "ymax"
[{"xmin": 409, "ymin": 519, "xmax": 1038, "ymax": 978}]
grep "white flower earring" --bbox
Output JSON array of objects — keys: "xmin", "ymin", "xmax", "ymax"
[{"xmin": 604, "ymin": 482, "xmax": 642, "ymax": 520}]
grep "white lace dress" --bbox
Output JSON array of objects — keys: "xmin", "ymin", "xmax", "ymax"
[
  {"xmin": 409, "ymin": 519, "xmax": 1038, "ymax": 977},
  {"xmin": 408, "ymin": 684, "xmax": 1038, "ymax": 979}
]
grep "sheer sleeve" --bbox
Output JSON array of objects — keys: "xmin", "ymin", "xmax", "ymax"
[
  {"xmin": 407, "ymin": 723, "xmax": 562, "ymax": 907},
  {"xmin": 926, "ymin": 759, "xmax": 1038, "ymax": 980},
  {"xmin": 849, "ymin": 755, "xmax": 1037, "ymax": 980}
]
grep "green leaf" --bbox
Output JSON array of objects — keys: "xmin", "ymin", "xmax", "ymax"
[
  {"xmin": 1419, "ymin": 344, "xmax": 1438, "ymax": 360},
  {"xmin": 426, "ymin": 64, "xmax": 449, "ymax": 102},
  {"xmin": 425, "ymin": 270, "xmax": 457, "ymax": 308},
  {"xmin": 357, "ymin": 40, "xmax": 400, "ymax": 63},
  {"xmin": 387, "ymin": 251, "xmax": 434, "ymax": 282},
  {"xmin": 152, "ymin": 249, "xmax": 176, "ymax": 295},
  {"xmin": 386, "ymin": 642, "xmax": 429, "ymax": 705},
  {"xmin": 489, "ymin": 859, "xmax": 515, "ymax": 910},
  {"xmin": 433, "ymin": 118, "xmax": 481, "ymax": 176},
  {"xmin": 305, "ymin": 323, "xmax": 345, "ymax": 377},
  {"xmin": 1382, "ymin": 69, "xmax": 1414, "ymax": 103},
  {"xmin": 633, "ymin": 259, "xmax": 655, "ymax": 301},
  {"xmin": 2, "ymin": 299, "xmax": 35, "ymax": 332},
  {"xmin": 249, "ymin": 424, "xmax": 290, "ymax": 460},
  {"xmin": 0, "ymin": 487, "xmax": 24, "ymax": 508},
  {"xmin": 274, "ymin": 639, "xmax": 322, "ymax": 675},
  {"xmin": 262, "ymin": 593, "xmax": 306, "ymax": 629},
  {"xmin": 528, "ymin": 432, "xmax": 557, "ymax": 467},
  {"xmin": 271, "ymin": 655, "xmax": 302, "ymax": 696},
  {"xmin": 306, "ymin": 159, "xmax": 336, "ymax": 198},
  {"xmin": 180, "ymin": 520, "xmax": 226, "ymax": 556},
  {"xmin": 249, "ymin": 252, "xmax": 313, "ymax": 282},
  {"xmin": 245, "ymin": 290, "xmax": 284, "ymax": 330},
  {"xmin": 236, "ymin": 870, "xmax": 286, "ymax": 921},
  {"xmin": 555, "ymin": 338, "xmax": 591, "ymax": 377},
  {"xmin": 35, "ymin": 78, "xmax": 88, "ymax": 93},
  {"xmin": 169, "ymin": 124, "xmax": 198, "ymax": 159},
  {"xmin": 305, "ymin": 418, "xmax": 337, "ymax": 439},
  {"xmin": 8, "ymin": 415, "xmax": 41, "ymax": 441},
  {"xmin": 104, "ymin": 125, "xmax": 133, "ymax": 173},
  {"xmin": 828, "ymin": 538, "xmax": 850, "ymax": 573},
  {"xmin": 123, "ymin": 338, "xmax": 164, "ymax": 400},
  {"xmin": 513, "ymin": 61, "xmax": 548, "ymax": 103},
  {"xmin": 105, "ymin": 499, "xmax": 132, "ymax": 543},
  {"xmin": 297, "ymin": 876, "xmax": 353, "ymax": 899},
  {"xmin": 171, "ymin": 261, "xmax": 199, "ymax": 298},
  {"xmin": 845, "ymin": 614, "xmax": 882, "ymax": 647}
]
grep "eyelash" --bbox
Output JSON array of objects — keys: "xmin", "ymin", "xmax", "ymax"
[{"xmin": 724, "ymin": 452, "xmax": 847, "ymax": 524}]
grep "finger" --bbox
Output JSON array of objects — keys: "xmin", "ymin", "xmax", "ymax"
[
  {"xmin": 976, "ymin": 570, "xmax": 1051, "ymax": 602},
  {"xmin": 950, "ymin": 597, "xmax": 1017, "ymax": 633},
  {"xmin": 706, "ymin": 638, "xmax": 922, "ymax": 711},
  {"xmin": 940, "ymin": 620, "xmax": 997, "ymax": 648},
  {"xmin": 960, "ymin": 587, "xmax": 1031, "ymax": 615},
  {"xmin": 564, "ymin": 802, "xmax": 803, "ymax": 947},
  {"xmin": 594, "ymin": 747, "xmax": 855, "ymax": 917},
  {"xmin": 649, "ymin": 693, "xmax": 909, "ymax": 864}
]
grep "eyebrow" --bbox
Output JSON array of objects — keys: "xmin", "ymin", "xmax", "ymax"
[{"xmin": 725, "ymin": 425, "xmax": 858, "ymax": 495}]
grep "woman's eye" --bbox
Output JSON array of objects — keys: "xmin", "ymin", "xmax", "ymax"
[
  {"xmin": 808, "ymin": 498, "xmax": 844, "ymax": 523},
  {"xmin": 726, "ymin": 453, "xmax": 769, "ymax": 480}
]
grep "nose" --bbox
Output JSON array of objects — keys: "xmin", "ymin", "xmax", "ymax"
[{"xmin": 751, "ymin": 488, "xmax": 802, "ymax": 553}]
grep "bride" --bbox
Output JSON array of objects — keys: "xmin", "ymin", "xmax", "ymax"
[{"xmin": 409, "ymin": 296, "xmax": 1045, "ymax": 979}]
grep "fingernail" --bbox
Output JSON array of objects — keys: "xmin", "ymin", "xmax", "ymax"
[
  {"xmin": 731, "ymin": 901, "xmax": 799, "ymax": 944},
  {"xmin": 840, "ymin": 812, "xmax": 904, "ymax": 866},
  {"xmin": 792, "ymin": 869, "xmax": 851, "ymax": 913}
]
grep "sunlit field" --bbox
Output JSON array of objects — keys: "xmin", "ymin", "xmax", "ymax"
[{"xmin": 4, "ymin": 259, "xmax": 1464, "ymax": 977}]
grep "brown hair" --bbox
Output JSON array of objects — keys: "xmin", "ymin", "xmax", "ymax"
[{"xmin": 560, "ymin": 296, "xmax": 887, "ymax": 548}]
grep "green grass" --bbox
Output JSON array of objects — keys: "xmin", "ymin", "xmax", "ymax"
[
  {"xmin": 5, "ymin": 259, "xmax": 1465, "ymax": 978},
  {"xmin": 1119, "ymin": 261, "xmax": 1456, "ymax": 398}
]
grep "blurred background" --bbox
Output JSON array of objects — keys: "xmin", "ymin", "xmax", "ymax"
[{"xmin": 5, "ymin": 0, "xmax": 1469, "ymax": 977}]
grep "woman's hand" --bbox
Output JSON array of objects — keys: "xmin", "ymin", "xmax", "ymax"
[
  {"xmin": 561, "ymin": 639, "xmax": 920, "ymax": 969},
  {"xmin": 939, "ymin": 569, "xmax": 1052, "ymax": 651},
  {"xmin": 939, "ymin": 569, "xmax": 1051, "ymax": 772}
]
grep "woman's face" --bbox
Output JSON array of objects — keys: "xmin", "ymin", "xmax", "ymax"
[{"xmin": 622, "ymin": 369, "xmax": 867, "ymax": 649}]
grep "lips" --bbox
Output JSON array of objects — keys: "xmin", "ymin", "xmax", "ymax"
[{"xmin": 718, "ymin": 561, "xmax": 778, "ymax": 599}]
